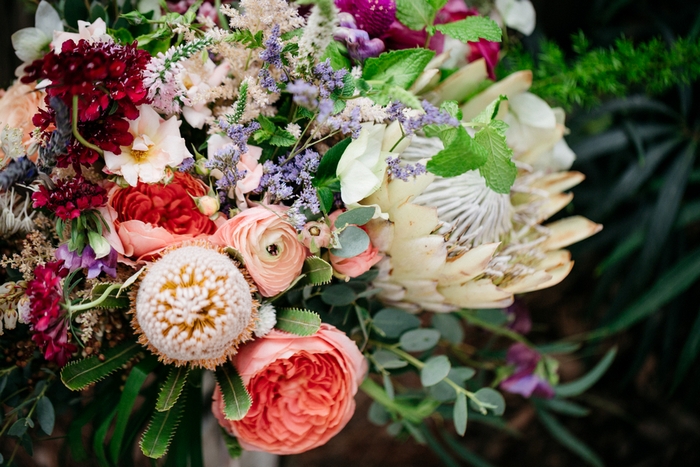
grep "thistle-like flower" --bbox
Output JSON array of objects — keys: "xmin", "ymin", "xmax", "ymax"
[{"xmin": 132, "ymin": 243, "xmax": 258, "ymax": 369}]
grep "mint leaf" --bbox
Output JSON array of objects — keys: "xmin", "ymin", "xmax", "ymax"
[
  {"xmin": 321, "ymin": 40, "xmax": 351, "ymax": 71},
  {"xmin": 396, "ymin": 0, "xmax": 436, "ymax": 31},
  {"xmin": 363, "ymin": 49, "xmax": 435, "ymax": 89},
  {"xmin": 475, "ymin": 122, "xmax": 517, "ymax": 194},
  {"xmin": 269, "ymin": 130, "xmax": 297, "ymax": 147},
  {"xmin": 371, "ymin": 84, "xmax": 422, "ymax": 108},
  {"xmin": 426, "ymin": 126, "xmax": 489, "ymax": 177},
  {"xmin": 435, "ymin": 17, "xmax": 502, "ymax": 43},
  {"xmin": 472, "ymin": 95, "xmax": 508, "ymax": 124}
]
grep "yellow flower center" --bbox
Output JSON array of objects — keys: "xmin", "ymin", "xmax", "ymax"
[{"xmin": 131, "ymin": 149, "xmax": 150, "ymax": 163}]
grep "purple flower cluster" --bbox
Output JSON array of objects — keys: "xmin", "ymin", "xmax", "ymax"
[
  {"xmin": 287, "ymin": 80, "xmax": 320, "ymax": 109},
  {"xmin": 313, "ymin": 59, "xmax": 347, "ymax": 98},
  {"xmin": 328, "ymin": 106, "xmax": 362, "ymax": 138},
  {"xmin": 260, "ymin": 149, "xmax": 322, "ymax": 229},
  {"xmin": 259, "ymin": 24, "xmax": 286, "ymax": 92},
  {"xmin": 207, "ymin": 120, "xmax": 261, "ymax": 192},
  {"xmin": 386, "ymin": 156, "xmax": 427, "ymax": 181},
  {"xmin": 334, "ymin": 12, "xmax": 385, "ymax": 61},
  {"xmin": 178, "ymin": 157, "xmax": 195, "ymax": 172},
  {"xmin": 56, "ymin": 244, "xmax": 117, "ymax": 279},
  {"xmin": 386, "ymin": 100, "xmax": 460, "ymax": 135}
]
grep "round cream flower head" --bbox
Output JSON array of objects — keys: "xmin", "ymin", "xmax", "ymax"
[{"xmin": 132, "ymin": 243, "xmax": 258, "ymax": 369}]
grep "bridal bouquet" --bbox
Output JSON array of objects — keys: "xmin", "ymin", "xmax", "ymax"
[{"xmin": 0, "ymin": 0, "xmax": 605, "ymax": 464}]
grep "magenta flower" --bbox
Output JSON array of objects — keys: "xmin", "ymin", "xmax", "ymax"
[
  {"xmin": 506, "ymin": 299, "xmax": 532, "ymax": 335},
  {"xmin": 334, "ymin": 13, "xmax": 385, "ymax": 61},
  {"xmin": 500, "ymin": 343, "xmax": 555, "ymax": 399},
  {"xmin": 335, "ymin": 0, "xmax": 396, "ymax": 38}
]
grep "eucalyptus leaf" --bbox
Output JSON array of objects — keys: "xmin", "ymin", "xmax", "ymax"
[
  {"xmin": 400, "ymin": 328, "xmax": 441, "ymax": 352},
  {"xmin": 471, "ymin": 388, "xmax": 506, "ymax": 416},
  {"xmin": 36, "ymin": 397, "xmax": 55, "ymax": 436},
  {"xmin": 431, "ymin": 314, "xmax": 465, "ymax": 344},
  {"xmin": 373, "ymin": 350, "xmax": 409, "ymax": 370},
  {"xmin": 373, "ymin": 308, "xmax": 421, "ymax": 338},
  {"xmin": 421, "ymin": 356, "xmax": 452, "ymax": 387},
  {"xmin": 453, "ymin": 392, "xmax": 468, "ymax": 436},
  {"xmin": 321, "ymin": 284, "xmax": 357, "ymax": 306},
  {"xmin": 368, "ymin": 401, "xmax": 390, "ymax": 426},
  {"xmin": 334, "ymin": 206, "xmax": 376, "ymax": 229},
  {"xmin": 8, "ymin": 418, "xmax": 28, "ymax": 437},
  {"xmin": 330, "ymin": 225, "xmax": 370, "ymax": 258}
]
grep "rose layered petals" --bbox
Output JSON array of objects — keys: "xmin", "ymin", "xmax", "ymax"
[
  {"xmin": 210, "ymin": 205, "xmax": 305, "ymax": 296},
  {"xmin": 213, "ymin": 325, "xmax": 367, "ymax": 455}
]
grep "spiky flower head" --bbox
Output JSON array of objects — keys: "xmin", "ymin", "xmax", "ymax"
[{"xmin": 132, "ymin": 243, "xmax": 258, "ymax": 369}]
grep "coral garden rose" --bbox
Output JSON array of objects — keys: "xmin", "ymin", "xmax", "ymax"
[
  {"xmin": 210, "ymin": 205, "xmax": 305, "ymax": 297},
  {"xmin": 0, "ymin": 80, "xmax": 44, "ymax": 161},
  {"xmin": 104, "ymin": 172, "xmax": 217, "ymax": 260},
  {"xmin": 212, "ymin": 324, "xmax": 367, "ymax": 455},
  {"xmin": 328, "ymin": 210, "xmax": 382, "ymax": 278}
]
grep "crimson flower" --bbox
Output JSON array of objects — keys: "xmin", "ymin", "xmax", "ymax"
[
  {"xmin": 26, "ymin": 261, "xmax": 75, "ymax": 366},
  {"xmin": 32, "ymin": 176, "xmax": 107, "ymax": 221}
]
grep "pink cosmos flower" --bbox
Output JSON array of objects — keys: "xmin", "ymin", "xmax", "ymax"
[
  {"xmin": 210, "ymin": 205, "xmax": 306, "ymax": 297},
  {"xmin": 213, "ymin": 324, "xmax": 367, "ymax": 454}
]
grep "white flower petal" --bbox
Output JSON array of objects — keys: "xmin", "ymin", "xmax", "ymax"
[
  {"xmin": 339, "ymin": 162, "xmax": 382, "ymax": 205},
  {"xmin": 11, "ymin": 29, "xmax": 49, "ymax": 62},
  {"xmin": 495, "ymin": 0, "xmax": 536, "ymax": 36},
  {"xmin": 509, "ymin": 92, "xmax": 556, "ymax": 129},
  {"xmin": 35, "ymin": 0, "xmax": 64, "ymax": 36}
]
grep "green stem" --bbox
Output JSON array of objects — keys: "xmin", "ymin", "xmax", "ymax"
[
  {"xmin": 457, "ymin": 310, "xmax": 532, "ymax": 346},
  {"xmin": 72, "ymin": 96, "xmax": 104, "ymax": 157},
  {"xmin": 65, "ymin": 283, "xmax": 122, "ymax": 314}
]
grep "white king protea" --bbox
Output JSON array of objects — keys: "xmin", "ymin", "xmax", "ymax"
[
  {"xmin": 363, "ymin": 62, "xmax": 601, "ymax": 312},
  {"xmin": 132, "ymin": 243, "xmax": 258, "ymax": 369}
]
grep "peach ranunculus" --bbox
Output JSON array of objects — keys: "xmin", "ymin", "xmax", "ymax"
[
  {"xmin": 212, "ymin": 324, "xmax": 367, "ymax": 455},
  {"xmin": 328, "ymin": 209, "xmax": 383, "ymax": 278},
  {"xmin": 210, "ymin": 205, "xmax": 305, "ymax": 297},
  {"xmin": 103, "ymin": 172, "xmax": 218, "ymax": 261},
  {"xmin": 0, "ymin": 80, "xmax": 44, "ymax": 162}
]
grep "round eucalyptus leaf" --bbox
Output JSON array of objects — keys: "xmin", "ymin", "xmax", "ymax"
[
  {"xmin": 471, "ymin": 387, "xmax": 506, "ymax": 416},
  {"xmin": 330, "ymin": 225, "xmax": 370, "ymax": 258},
  {"xmin": 431, "ymin": 313, "xmax": 465, "ymax": 344},
  {"xmin": 399, "ymin": 328, "xmax": 441, "ymax": 352},
  {"xmin": 421, "ymin": 355, "xmax": 451, "ymax": 387},
  {"xmin": 373, "ymin": 308, "xmax": 421, "ymax": 338}
]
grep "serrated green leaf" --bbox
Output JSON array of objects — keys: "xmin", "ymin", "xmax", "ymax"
[
  {"xmin": 400, "ymin": 328, "xmax": 441, "ymax": 352},
  {"xmin": 475, "ymin": 123, "xmax": 517, "ymax": 194},
  {"xmin": 275, "ymin": 308, "xmax": 322, "ymax": 336},
  {"xmin": 363, "ymin": 49, "xmax": 435, "ymax": 89},
  {"xmin": 61, "ymin": 343, "xmax": 141, "ymax": 391},
  {"xmin": 140, "ymin": 396, "xmax": 186, "ymax": 458},
  {"xmin": 315, "ymin": 138, "xmax": 352, "ymax": 182},
  {"xmin": 426, "ymin": 126, "xmax": 489, "ymax": 177},
  {"xmin": 156, "ymin": 366, "xmax": 190, "ymax": 412},
  {"xmin": 221, "ymin": 428, "xmax": 243, "ymax": 459},
  {"xmin": 555, "ymin": 347, "xmax": 617, "ymax": 397},
  {"xmin": 537, "ymin": 409, "xmax": 604, "ymax": 467},
  {"xmin": 434, "ymin": 17, "xmax": 503, "ymax": 43},
  {"xmin": 36, "ymin": 397, "xmax": 55, "ymax": 436},
  {"xmin": 320, "ymin": 40, "xmax": 351, "ymax": 71},
  {"xmin": 269, "ymin": 130, "xmax": 297, "ymax": 147},
  {"xmin": 454, "ymin": 392, "xmax": 468, "ymax": 436},
  {"xmin": 302, "ymin": 256, "xmax": 333, "ymax": 285},
  {"xmin": 110, "ymin": 356, "xmax": 159, "ymax": 465},
  {"xmin": 330, "ymin": 225, "xmax": 370, "ymax": 258},
  {"xmin": 396, "ymin": 0, "xmax": 436, "ymax": 30},
  {"xmin": 214, "ymin": 364, "xmax": 252, "ymax": 421},
  {"xmin": 421, "ymin": 355, "xmax": 451, "ymax": 387},
  {"xmin": 373, "ymin": 308, "xmax": 422, "ymax": 338}
]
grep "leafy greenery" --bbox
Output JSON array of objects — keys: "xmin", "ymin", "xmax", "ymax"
[{"xmin": 501, "ymin": 35, "xmax": 700, "ymax": 110}]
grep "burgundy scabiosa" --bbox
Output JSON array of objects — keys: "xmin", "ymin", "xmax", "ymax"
[
  {"xmin": 32, "ymin": 176, "xmax": 107, "ymax": 221},
  {"xmin": 26, "ymin": 261, "xmax": 75, "ymax": 366}
]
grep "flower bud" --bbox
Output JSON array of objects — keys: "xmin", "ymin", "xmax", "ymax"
[
  {"xmin": 301, "ymin": 221, "xmax": 331, "ymax": 251},
  {"xmin": 194, "ymin": 194, "xmax": 221, "ymax": 219},
  {"xmin": 87, "ymin": 231, "xmax": 112, "ymax": 259}
]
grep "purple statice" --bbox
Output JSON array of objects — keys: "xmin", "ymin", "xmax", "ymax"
[
  {"xmin": 287, "ymin": 80, "xmax": 320, "ymax": 109},
  {"xmin": 386, "ymin": 100, "xmax": 460, "ymax": 135},
  {"xmin": 260, "ymin": 149, "xmax": 322, "ymax": 229},
  {"xmin": 259, "ymin": 68, "xmax": 279, "ymax": 93},
  {"xmin": 55, "ymin": 244, "xmax": 117, "ymax": 279},
  {"xmin": 499, "ymin": 343, "xmax": 555, "ymax": 399},
  {"xmin": 178, "ymin": 157, "xmax": 195, "ymax": 172},
  {"xmin": 207, "ymin": 120, "xmax": 261, "ymax": 192},
  {"xmin": 317, "ymin": 99, "xmax": 335, "ymax": 124},
  {"xmin": 386, "ymin": 156, "xmax": 427, "ymax": 181},
  {"xmin": 334, "ymin": 13, "xmax": 385, "ymax": 62},
  {"xmin": 313, "ymin": 59, "xmax": 348, "ymax": 98},
  {"xmin": 260, "ymin": 25, "xmax": 283, "ymax": 68},
  {"xmin": 328, "ymin": 105, "xmax": 362, "ymax": 138}
]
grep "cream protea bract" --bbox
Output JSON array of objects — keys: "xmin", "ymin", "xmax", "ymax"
[{"xmin": 133, "ymin": 244, "xmax": 257, "ymax": 369}]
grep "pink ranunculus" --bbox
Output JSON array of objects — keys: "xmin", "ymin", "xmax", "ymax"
[
  {"xmin": 210, "ymin": 205, "xmax": 306, "ymax": 296},
  {"xmin": 212, "ymin": 324, "xmax": 367, "ymax": 455},
  {"xmin": 328, "ymin": 210, "xmax": 382, "ymax": 278}
]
